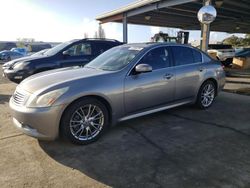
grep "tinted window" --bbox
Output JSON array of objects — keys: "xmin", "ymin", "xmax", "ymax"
[
  {"xmin": 67, "ymin": 43, "xmax": 92, "ymax": 56},
  {"xmin": 44, "ymin": 41, "xmax": 71, "ymax": 56},
  {"xmin": 172, "ymin": 46, "xmax": 194, "ymax": 66},
  {"xmin": 94, "ymin": 42, "xmax": 114, "ymax": 55},
  {"xmin": 193, "ymin": 49, "xmax": 202, "ymax": 63},
  {"xmin": 139, "ymin": 47, "xmax": 170, "ymax": 70},
  {"xmin": 203, "ymin": 53, "xmax": 212, "ymax": 63}
]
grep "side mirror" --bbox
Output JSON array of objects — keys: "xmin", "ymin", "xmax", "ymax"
[
  {"xmin": 135, "ymin": 64, "xmax": 152, "ymax": 73},
  {"xmin": 62, "ymin": 50, "xmax": 70, "ymax": 56}
]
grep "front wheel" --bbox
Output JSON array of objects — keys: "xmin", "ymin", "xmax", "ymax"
[
  {"xmin": 61, "ymin": 98, "xmax": 109, "ymax": 145},
  {"xmin": 196, "ymin": 81, "xmax": 216, "ymax": 109}
]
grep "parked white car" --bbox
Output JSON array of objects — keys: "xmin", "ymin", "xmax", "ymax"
[{"xmin": 208, "ymin": 44, "xmax": 235, "ymax": 66}]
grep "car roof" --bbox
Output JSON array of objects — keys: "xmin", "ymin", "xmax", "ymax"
[
  {"xmin": 69, "ymin": 38, "xmax": 122, "ymax": 43},
  {"xmin": 121, "ymin": 42, "xmax": 195, "ymax": 50}
]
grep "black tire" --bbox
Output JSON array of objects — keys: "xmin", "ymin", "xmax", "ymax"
[
  {"xmin": 196, "ymin": 80, "xmax": 216, "ymax": 109},
  {"xmin": 7, "ymin": 56, "xmax": 11, "ymax": 61},
  {"xmin": 60, "ymin": 97, "xmax": 109, "ymax": 145}
]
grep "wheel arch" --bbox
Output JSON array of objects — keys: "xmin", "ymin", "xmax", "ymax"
[
  {"xmin": 200, "ymin": 77, "xmax": 218, "ymax": 96},
  {"xmin": 59, "ymin": 94, "xmax": 113, "ymax": 132}
]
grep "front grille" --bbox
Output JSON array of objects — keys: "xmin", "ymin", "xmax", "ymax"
[
  {"xmin": 12, "ymin": 88, "xmax": 29, "ymax": 106},
  {"xmin": 13, "ymin": 91, "xmax": 25, "ymax": 105}
]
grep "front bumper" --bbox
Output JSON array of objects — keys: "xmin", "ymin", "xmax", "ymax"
[
  {"xmin": 9, "ymin": 97, "xmax": 66, "ymax": 140},
  {"xmin": 3, "ymin": 69, "xmax": 28, "ymax": 83}
]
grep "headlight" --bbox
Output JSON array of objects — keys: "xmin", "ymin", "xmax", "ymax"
[
  {"xmin": 13, "ymin": 62, "xmax": 29, "ymax": 70},
  {"xmin": 26, "ymin": 87, "xmax": 68, "ymax": 108}
]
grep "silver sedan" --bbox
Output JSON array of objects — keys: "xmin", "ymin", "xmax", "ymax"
[{"xmin": 9, "ymin": 43, "xmax": 225, "ymax": 144}]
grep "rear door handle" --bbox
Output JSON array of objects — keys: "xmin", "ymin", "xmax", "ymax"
[{"xmin": 163, "ymin": 73, "xmax": 173, "ymax": 80}]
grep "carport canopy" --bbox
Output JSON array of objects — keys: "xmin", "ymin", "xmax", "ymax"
[{"xmin": 96, "ymin": 0, "xmax": 250, "ymax": 42}]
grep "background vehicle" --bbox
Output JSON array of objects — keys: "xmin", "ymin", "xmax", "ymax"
[
  {"xmin": 11, "ymin": 48, "xmax": 28, "ymax": 56},
  {"xmin": 10, "ymin": 43, "xmax": 225, "ymax": 145},
  {"xmin": 235, "ymin": 47, "xmax": 250, "ymax": 57},
  {"xmin": 3, "ymin": 38, "xmax": 122, "ymax": 83},
  {"xmin": 0, "ymin": 50, "xmax": 24, "ymax": 63},
  {"xmin": 207, "ymin": 44, "xmax": 235, "ymax": 66},
  {"xmin": 151, "ymin": 31, "xmax": 189, "ymax": 44}
]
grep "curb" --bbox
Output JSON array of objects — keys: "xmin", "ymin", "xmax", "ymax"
[{"xmin": 226, "ymin": 72, "xmax": 250, "ymax": 78}]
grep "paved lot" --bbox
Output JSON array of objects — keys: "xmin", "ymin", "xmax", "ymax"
[{"xmin": 1, "ymin": 66, "xmax": 250, "ymax": 188}]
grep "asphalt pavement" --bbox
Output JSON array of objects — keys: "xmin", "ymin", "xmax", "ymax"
[{"xmin": 1, "ymin": 66, "xmax": 250, "ymax": 188}]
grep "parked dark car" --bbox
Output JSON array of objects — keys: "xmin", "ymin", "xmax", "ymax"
[
  {"xmin": 3, "ymin": 38, "xmax": 122, "ymax": 83},
  {"xmin": 0, "ymin": 50, "xmax": 24, "ymax": 62}
]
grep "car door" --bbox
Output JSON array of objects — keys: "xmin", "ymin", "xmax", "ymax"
[
  {"xmin": 124, "ymin": 46, "xmax": 175, "ymax": 114},
  {"xmin": 60, "ymin": 42, "xmax": 95, "ymax": 67},
  {"xmin": 171, "ymin": 46, "xmax": 204, "ymax": 100}
]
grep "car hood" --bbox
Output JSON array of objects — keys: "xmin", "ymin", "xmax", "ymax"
[
  {"xmin": 19, "ymin": 66, "xmax": 110, "ymax": 94},
  {"xmin": 3, "ymin": 55, "xmax": 48, "ymax": 68}
]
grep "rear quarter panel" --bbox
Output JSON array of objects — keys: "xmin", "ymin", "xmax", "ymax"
[{"xmin": 199, "ymin": 61, "xmax": 225, "ymax": 95}]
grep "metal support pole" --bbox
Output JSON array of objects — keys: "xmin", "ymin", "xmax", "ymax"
[
  {"xmin": 123, "ymin": 14, "xmax": 128, "ymax": 43},
  {"xmin": 200, "ymin": 0, "xmax": 212, "ymax": 52},
  {"xmin": 201, "ymin": 24, "xmax": 210, "ymax": 52}
]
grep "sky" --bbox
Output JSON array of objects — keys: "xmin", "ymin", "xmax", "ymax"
[{"xmin": 0, "ymin": 0, "xmax": 245, "ymax": 44}]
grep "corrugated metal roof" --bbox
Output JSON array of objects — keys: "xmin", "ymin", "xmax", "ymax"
[
  {"xmin": 96, "ymin": 0, "xmax": 160, "ymax": 20},
  {"xmin": 96, "ymin": 0, "xmax": 250, "ymax": 33}
]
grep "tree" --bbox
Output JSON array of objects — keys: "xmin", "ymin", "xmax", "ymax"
[
  {"xmin": 94, "ymin": 25, "xmax": 106, "ymax": 38},
  {"xmin": 84, "ymin": 32, "xmax": 88, "ymax": 39},
  {"xmin": 98, "ymin": 24, "xmax": 105, "ymax": 38},
  {"xmin": 222, "ymin": 35, "xmax": 250, "ymax": 47}
]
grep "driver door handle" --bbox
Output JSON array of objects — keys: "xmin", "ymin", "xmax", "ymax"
[{"xmin": 163, "ymin": 73, "xmax": 173, "ymax": 80}]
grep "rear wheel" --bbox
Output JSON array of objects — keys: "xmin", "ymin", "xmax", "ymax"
[
  {"xmin": 61, "ymin": 98, "xmax": 109, "ymax": 145},
  {"xmin": 196, "ymin": 81, "xmax": 216, "ymax": 109}
]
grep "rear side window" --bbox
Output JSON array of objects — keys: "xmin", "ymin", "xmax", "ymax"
[
  {"xmin": 172, "ymin": 46, "xmax": 194, "ymax": 66},
  {"xmin": 193, "ymin": 49, "xmax": 202, "ymax": 63},
  {"xmin": 94, "ymin": 42, "xmax": 114, "ymax": 55},
  {"xmin": 203, "ymin": 53, "xmax": 212, "ymax": 63}
]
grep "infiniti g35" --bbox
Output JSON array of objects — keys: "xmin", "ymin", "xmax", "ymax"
[{"xmin": 9, "ymin": 43, "xmax": 225, "ymax": 144}]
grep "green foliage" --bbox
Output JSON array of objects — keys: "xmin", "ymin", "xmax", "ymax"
[{"xmin": 222, "ymin": 34, "xmax": 250, "ymax": 47}]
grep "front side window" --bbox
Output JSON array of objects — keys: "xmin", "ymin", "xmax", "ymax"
[
  {"xmin": 172, "ymin": 46, "xmax": 194, "ymax": 66},
  {"xmin": 139, "ymin": 47, "xmax": 170, "ymax": 70},
  {"xmin": 44, "ymin": 41, "xmax": 71, "ymax": 56},
  {"xmin": 66, "ymin": 43, "xmax": 92, "ymax": 56}
]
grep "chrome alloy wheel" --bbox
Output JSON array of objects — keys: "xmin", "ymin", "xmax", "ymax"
[
  {"xmin": 201, "ymin": 83, "xmax": 215, "ymax": 107},
  {"xmin": 69, "ymin": 104, "xmax": 104, "ymax": 141}
]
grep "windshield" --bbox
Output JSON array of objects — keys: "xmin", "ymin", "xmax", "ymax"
[
  {"xmin": 43, "ymin": 41, "xmax": 71, "ymax": 56},
  {"xmin": 86, "ymin": 46, "xmax": 142, "ymax": 71}
]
